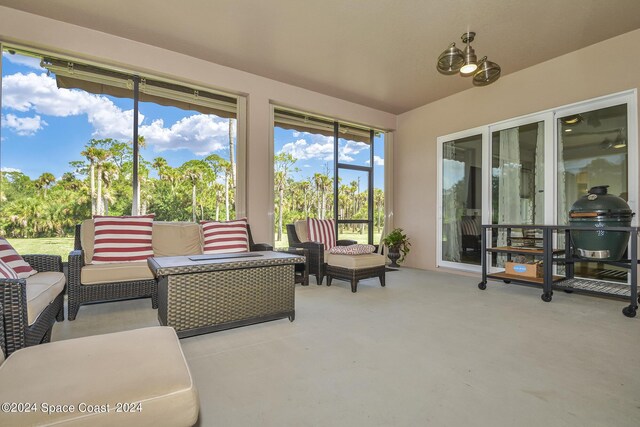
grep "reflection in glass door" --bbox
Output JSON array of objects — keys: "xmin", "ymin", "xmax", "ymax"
[
  {"xmin": 558, "ymin": 104, "xmax": 629, "ymax": 282},
  {"xmin": 492, "ymin": 121, "xmax": 545, "ymax": 265},
  {"xmin": 441, "ymin": 135, "xmax": 483, "ymax": 265}
]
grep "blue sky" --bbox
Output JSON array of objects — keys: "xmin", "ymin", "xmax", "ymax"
[{"xmin": 1, "ymin": 50, "xmax": 383, "ymax": 191}]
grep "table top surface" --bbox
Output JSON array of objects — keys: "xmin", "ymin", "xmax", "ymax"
[{"xmin": 148, "ymin": 251, "xmax": 306, "ymax": 276}]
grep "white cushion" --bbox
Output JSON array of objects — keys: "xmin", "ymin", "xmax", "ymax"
[
  {"xmin": 0, "ymin": 259, "xmax": 18, "ymax": 279},
  {"xmin": 26, "ymin": 272, "xmax": 65, "ymax": 325},
  {"xmin": 0, "ymin": 327, "xmax": 199, "ymax": 427},
  {"xmin": 307, "ymin": 218, "xmax": 336, "ymax": 249},
  {"xmin": 326, "ymin": 253, "xmax": 386, "ymax": 269},
  {"xmin": 92, "ymin": 215, "xmax": 155, "ymax": 264},
  {"xmin": 81, "ymin": 261, "xmax": 155, "ymax": 285},
  {"xmin": 0, "ymin": 238, "xmax": 36, "ymax": 278},
  {"xmin": 329, "ymin": 244, "xmax": 376, "ymax": 255},
  {"xmin": 201, "ymin": 218, "xmax": 249, "ymax": 254}
]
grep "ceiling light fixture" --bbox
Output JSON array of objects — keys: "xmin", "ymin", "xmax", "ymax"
[
  {"xmin": 437, "ymin": 31, "xmax": 501, "ymax": 86},
  {"xmin": 613, "ymin": 129, "xmax": 627, "ymax": 149}
]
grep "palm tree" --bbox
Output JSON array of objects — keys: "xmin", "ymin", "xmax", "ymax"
[
  {"xmin": 100, "ymin": 162, "xmax": 119, "ymax": 215},
  {"xmin": 35, "ymin": 172, "xmax": 56, "ymax": 198},
  {"xmin": 274, "ymin": 153, "xmax": 297, "ymax": 241},
  {"xmin": 80, "ymin": 146, "xmax": 100, "ymax": 214},
  {"xmin": 228, "ymin": 118, "xmax": 236, "ymax": 192},
  {"xmin": 94, "ymin": 148, "xmax": 111, "ymax": 215},
  {"xmin": 180, "ymin": 160, "xmax": 207, "ymax": 222},
  {"xmin": 313, "ymin": 172, "xmax": 332, "ymax": 219}
]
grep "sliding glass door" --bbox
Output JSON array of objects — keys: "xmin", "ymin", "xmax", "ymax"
[
  {"xmin": 557, "ymin": 102, "xmax": 631, "ymax": 282},
  {"xmin": 438, "ymin": 91, "xmax": 637, "ymax": 276},
  {"xmin": 439, "ymin": 132, "xmax": 483, "ymax": 267}
]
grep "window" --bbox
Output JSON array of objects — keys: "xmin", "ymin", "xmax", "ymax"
[
  {"xmin": 272, "ymin": 108, "xmax": 385, "ymax": 247},
  {"xmin": 0, "ymin": 46, "xmax": 242, "ymax": 258}
]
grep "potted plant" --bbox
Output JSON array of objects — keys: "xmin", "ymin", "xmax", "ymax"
[{"xmin": 382, "ymin": 228, "xmax": 411, "ymax": 268}]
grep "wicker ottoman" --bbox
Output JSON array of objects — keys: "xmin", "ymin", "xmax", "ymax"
[{"xmin": 325, "ymin": 253, "xmax": 386, "ymax": 293}]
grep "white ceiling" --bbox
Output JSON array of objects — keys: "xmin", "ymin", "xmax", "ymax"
[{"xmin": 2, "ymin": 0, "xmax": 640, "ymax": 114}]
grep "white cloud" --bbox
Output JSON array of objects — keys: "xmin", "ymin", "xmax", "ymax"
[
  {"xmin": 2, "ymin": 52, "xmax": 43, "ymax": 70},
  {"xmin": 365, "ymin": 155, "xmax": 384, "ymax": 166},
  {"xmin": 140, "ymin": 115, "xmax": 227, "ymax": 155},
  {"xmin": 278, "ymin": 132, "xmax": 369, "ymax": 162},
  {"xmin": 1, "ymin": 113, "xmax": 47, "ymax": 136},
  {"xmin": 1, "ymin": 167, "xmax": 22, "ymax": 173},
  {"xmin": 1, "ymin": 72, "xmax": 230, "ymax": 155}
]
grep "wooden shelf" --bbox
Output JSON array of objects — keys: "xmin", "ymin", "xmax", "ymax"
[
  {"xmin": 487, "ymin": 246, "xmax": 564, "ymax": 255},
  {"xmin": 488, "ymin": 272, "xmax": 565, "ymax": 285}
]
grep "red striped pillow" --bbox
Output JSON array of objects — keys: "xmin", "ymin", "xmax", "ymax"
[
  {"xmin": 0, "ymin": 237, "xmax": 37, "ymax": 278},
  {"xmin": 0, "ymin": 259, "xmax": 19, "ymax": 279},
  {"xmin": 92, "ymin": 215, "xmax": 155, "ymax": 264},
  {"xmin": 307, "ymin": 218, "xmax": 336, "ymax": 250},
  {"xmin": 201, "ymin": 218, "xmax": 249, "ymax": 254}
]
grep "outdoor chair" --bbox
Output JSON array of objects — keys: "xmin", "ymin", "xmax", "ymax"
[
  {"xmin": 286, "ymin": 220, "xmax": 356, "ymax": 284},
  {"xmin": 0, "ymin": 255, "xmax": 65, "ymax": 356}
]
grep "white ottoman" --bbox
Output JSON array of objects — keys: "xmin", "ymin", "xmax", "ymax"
[{"xmin": 0, "ymin": 326, "xmax": 199, "ymax": 426}]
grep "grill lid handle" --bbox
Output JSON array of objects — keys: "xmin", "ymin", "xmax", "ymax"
[{"xmin": 589, "ymin": 185, "xmax": 609, "ymax": 195}]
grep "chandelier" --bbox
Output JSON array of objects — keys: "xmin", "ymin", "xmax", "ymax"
[{"xmin": 436, "ymin": 32, "xmax": 501, "ymax": 86}]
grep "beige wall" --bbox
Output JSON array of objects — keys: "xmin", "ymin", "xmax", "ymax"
[
  {"xmin": 0, "ymin": 6, "xmax": 396, "ymax": 243},
  {"xmin": 396, "ymin": 29, "xmax": 640, "ymax": 270}
]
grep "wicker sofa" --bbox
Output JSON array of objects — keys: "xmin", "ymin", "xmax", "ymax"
[
  {"xmin": 0, "ymin": 255, "xmax": 65, "ymax": 356},
  {"xmin": 286, "ymin": 220, "xmax": 356, "ymax": 285},
  {"xmin": 68, "ymin": 220, "xmax": 272, "ymax": 320}
]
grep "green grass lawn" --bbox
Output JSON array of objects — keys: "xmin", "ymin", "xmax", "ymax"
[
  {"xmin": 7, "ymin": 231, "xmax": 381, "ymax": 260},
  {"xmin": 7, "ymin": 237, "xmax": 75, "ymax": 259}
]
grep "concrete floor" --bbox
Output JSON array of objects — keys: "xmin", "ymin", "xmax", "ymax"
[{"xmin": 53, "ymin": 269, "xmax": 640, "ymax": 427}]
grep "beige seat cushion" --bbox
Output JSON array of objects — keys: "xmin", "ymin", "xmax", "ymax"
[
  {"xmin": 81, "ymin": 261, "xmax": 154, "ymax": 285},
  {"xmin": 26, "ymin": 272, "xmax": 65, "ymax": 325},
  {"xmin": 0, "ymin": 326, "xmax": 199, "ymax": 427},
  {"xmin": 326, "ymin": 253, "xmax": 386, "ymax": 269},
  {"xmin": 294, "ymin": 220, "xmax": 309, "ymax": 242},
  {"xmin": 153, "ymin": 221, "xmax": 203, "ymax": 257}
]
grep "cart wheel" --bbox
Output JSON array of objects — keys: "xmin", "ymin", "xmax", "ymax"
[
  {"xmin": 541, "ymin": 292, "xmax": 552, "ymax": 302},
  {"xmin": 563, "ymin": 290, "xmax": 574, "ymax": 293},
  {"xmin": 288, "ymin": 313, "xmax": 295, "ymax": 322},
  {"xmin": 622, "ymin": 306, "xmax": 637, "ymax": 318},
  {"xmin": 503, "ymin": 280, "xmax": 511, "ymax": 284},
  {"xmin": 478, "ymin": 282, "xmax": 487, "ymax": 290}
]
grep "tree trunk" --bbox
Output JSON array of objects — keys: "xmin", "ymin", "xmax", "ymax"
[
  {"xmin": 277, "ymin": 186, "xmax": 284, "ymax": 241},
  {"xmin": 229, "ymin": 119, "xmax": 236, "ymax": 191},
  {"xmin": 89, "ymin": 162, "xmax": 96, "ymax": 215},
  {"xmin": 224, "ymin": 172, "xmax": 230, "ymax": 221},
  {"xmin": 104, "ymin": 195, "xmax": 109, "ymax": 215},
  {"xmin": 215, "ymin": 190, "xmax": 220, "ymax": 221},
  {"xmin": 96, "ymin": 165, "xmax": 103, "ymax": 215},
  {"xmin": 192, "ymin": 184, "xmax": 197, "ymax": 222},
  {"xmin": 321, "ymin": 191, "xmax": 326, "ymax": 220}
]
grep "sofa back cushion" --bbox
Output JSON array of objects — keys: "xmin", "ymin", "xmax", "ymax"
[
  {"xmin": 80, "ymin": 219, "xmax": 95, "ymax": 265},
  {"xmin": 307, "ymin": 218, "xmax": 336, "ymax": 250},
  {"xmin": 0, "ymin": 238, "xmax": 37, "ymax": 279},
  {"xmin": 201, "ymin": 218, "xmax": 249, "ymax": 254},
  {"xmin": 294, "ymin": 220, "xmax": 309, "ymax": 242},
  {"xmin": 92, "ymin": 215, "xmax": 155, "ymax": 264},
  {"xmin": 153, "ymin": 222, "xmax": 203, "ymax": 257}
]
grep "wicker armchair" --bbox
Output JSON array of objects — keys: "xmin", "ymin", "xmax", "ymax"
[
  {"xmin": 0, "ymin": 254, "xmax": 65, "ymax": 356},
  {"xmin": 286, "ymin": 223, "xmax": 356, "ymax": 285},
  {"xmin": 68, "ymin": 224, "xmax": 158, "ymax": 321}
]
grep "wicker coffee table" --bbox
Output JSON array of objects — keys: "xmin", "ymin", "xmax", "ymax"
[{"xmin": 148, "ymin": 251, "xmax": 306, "ymax": 338}]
